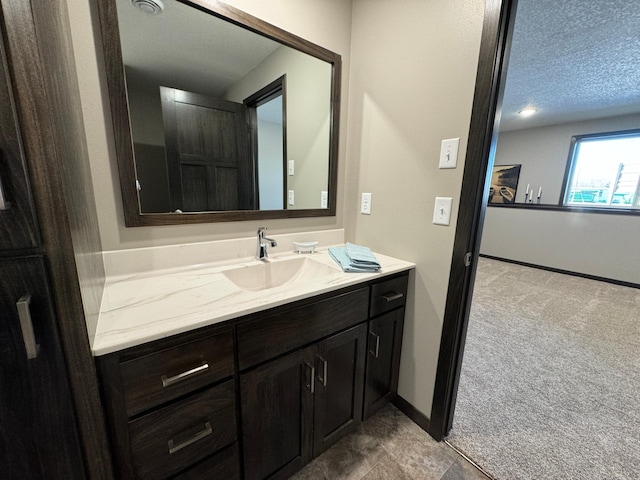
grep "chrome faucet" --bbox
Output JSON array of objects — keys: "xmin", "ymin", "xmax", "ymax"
[{"xmin": 256, "ymin": 227, "xmax": 278, "ymax": 261}]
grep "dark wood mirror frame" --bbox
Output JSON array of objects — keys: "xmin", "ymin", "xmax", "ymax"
[{"xmin": 95, "ymin": 0, "xmax": 341, "ymax": 227}]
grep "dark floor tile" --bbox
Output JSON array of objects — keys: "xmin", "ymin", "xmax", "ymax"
[
  {"xmin": 288, "ymin": 430, "xmax": 386, "ymax": 480},
  {"xmin": 441, "ymin": 457, "xmax": 492, "ymax": 480},
  {"xmin": 363, "ymin": 405, "xmax": 458, "ymax": 480},
  {"xmin": 289, "ymin": 405, "xmax": 477, "ymax": 480},
  {"xmin": 361, "ymin": 455, "xmax": 414, "ymax": 480}
]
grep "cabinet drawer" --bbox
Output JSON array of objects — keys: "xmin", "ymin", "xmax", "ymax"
[
  {"xmin": 121, "ymin": 329, "xmax": 234, "ymax": 416},
  {"xmin": 172, "ymin": 443, "xmax": 239, "ymax": 480},
  {"xmin": 129, "ymin": 380, "xmax": 236, "ymax": 480},
  {"xmin": 237, "ymin": 287, "xmax": 369, "ymax": 370},
  {"xmin": 370, "ymin": 275, "xmax": 408, "ymax": 317}
]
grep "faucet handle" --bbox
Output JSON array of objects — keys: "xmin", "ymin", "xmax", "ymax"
[{"xmin": 257, "ymin": 227, "xmax": 267, "ymax": 236}]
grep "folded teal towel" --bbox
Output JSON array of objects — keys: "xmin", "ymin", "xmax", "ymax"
[
  {"xmin": 329, "ymin": 246, "xmax": 381, "ymax": 272},
  {"xmin": 345, "ymin": 242, "xmax": 381, "ymax": 269}
]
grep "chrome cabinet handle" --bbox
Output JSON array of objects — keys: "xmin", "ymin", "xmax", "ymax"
[
  {"xmin": 17, "ymin": 295, "xmax": 39, "ymax": 359},
  {"xmin": 0, "ymin": 175, "xmax": 7, "ymax": 210},
  {"xmin": 369, "ymin": 331, "xmax": 380, "ymax": 358},
  {"xmin": 161, "ymin": 363, "xmax": 209, "ymax": 387},
  {"xmin": 317, "ymin": 356, "xmax": 328, "ymax": 387},
  {"xmin": 305, "ymin": 362, "xmax": 315, "ymax": 394},
  {"xmin": 382, "ymin": 292, "xmax": 403, "ymax": 302},
  {"xmin": 168, "ymin": 421, "xmax": 212, "ymax": 454}
]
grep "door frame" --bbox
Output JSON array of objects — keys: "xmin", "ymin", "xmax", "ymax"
[
  {"xmin": 244, "ymin": 75, "xmax": 287, "ymax": 210},
  {"xmin": 428, "ymin": 0, "xmax": 518, "ymax": 440}
]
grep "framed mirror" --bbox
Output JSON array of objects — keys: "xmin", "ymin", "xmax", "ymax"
[{"xmin": 96, "ymin": 0, "xmax": 341, "ymax": 226}]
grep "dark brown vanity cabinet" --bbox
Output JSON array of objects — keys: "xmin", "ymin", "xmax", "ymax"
[
  {"xmin": 0, "ymin": 256, "xmax": 86, "ymax": 479},
  {"xmin": 237, "ymin": 287, "xmax": 370, "ymax": 480},
  {"xmin": 363, "ymin": 276, "xmax": 408, "ymax": 419},
  {"xmin": 0, "ymin": 31, "xmax": 39, "ymax": 250},
  {"xmin": 98, "ymin": 271, "xmax": 410, "ymax": 480},
  {"xmin": 0, "ymin": 15, "xmax": 87, "ymax": 480},
  {"xmin": 363, "ymin": 310, "xmax": 405, "ymax": 419},
  {"xmin": 97, "ymin": 326, "xmax": 240, "ymax": 480},
  {"xmin": 240, "ymin": 324, "xmax": 367, "ymax": 480}
]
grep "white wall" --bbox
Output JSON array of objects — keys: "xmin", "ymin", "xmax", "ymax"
[
  {"xmin": 346, "ymin": 0, "xmax": 485, "ymax": 416},
  {"xmin": 482, "ymin": 114, "xmax": 640, "ymax": 283},
  {"xmin": 67, "ymin": 0, "xmax": 352, "ymax": 251}
]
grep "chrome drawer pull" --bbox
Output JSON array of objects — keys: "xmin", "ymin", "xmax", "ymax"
[
  {"xmin": 317, "ymin": 356, "xmax": 328, "ymax": 387},
  {"xmin": 168, "ymin": 421, "xmax": 212, "ymax": 454},
  {"xmin": 161, "ymin": 363, "xmax": 209, "ymax": 387},
  {"xmin": 0, "ymin": 176, "xmax": 8, "ymax": 210},
  {"xmin": 305, "ymin": 362, "xmax": 315, "ymax": 394},
  {"xmin": 369, "ymin": 332, "xmax": 380, "ymax": 358},
  {"xmin": 382, "ymin": 292, "xmax": 403, "ymax": 302},
  {"xmin": 17, "ymin": 295, "xmax": 39, "ymax": 360}
]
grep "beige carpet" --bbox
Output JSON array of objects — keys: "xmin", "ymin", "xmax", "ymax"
[{"xmin": 447, "ymin": 257, "xmax": 640, "ymax": 479}]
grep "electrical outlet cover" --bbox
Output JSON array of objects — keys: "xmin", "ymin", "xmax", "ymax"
[
  {"xmin": 361, "ymin": 192, "xmax": 372, "ymax": 214},
  {"xmin": 320, "ymin": 191, "xmax": 328, "ymax": 208}
]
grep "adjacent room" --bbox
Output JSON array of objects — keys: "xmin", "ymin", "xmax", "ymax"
[{"xmin": 446, "ymin": 1, "xmax": 640, "ymax": 478}]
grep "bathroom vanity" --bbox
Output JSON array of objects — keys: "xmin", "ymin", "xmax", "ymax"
[{"xmin": 94, "ymin": 248, "xmax": 412, "ymax": 480}]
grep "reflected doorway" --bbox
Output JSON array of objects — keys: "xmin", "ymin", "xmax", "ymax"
[{"xmin": 245, "ymin": 76, "xmax": 287, "ymax": 210}]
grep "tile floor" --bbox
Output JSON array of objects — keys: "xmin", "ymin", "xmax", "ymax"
[{"xmin": 289, "ymin": 405, "xmax": 492, "ymax": 480}]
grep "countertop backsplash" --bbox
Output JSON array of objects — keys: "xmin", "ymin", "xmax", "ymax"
[{"xmin": 101, "ymin": 229, "xmax": 345, "ymax": 279}]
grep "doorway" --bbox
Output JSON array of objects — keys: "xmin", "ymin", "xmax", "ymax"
[
  {"xmin": 430, "ymin": 0, "xmax": 640, "ymax": 449},
  {"xmin": 244, "ymin": 75, "xmax": 287, "ymax": 210}
]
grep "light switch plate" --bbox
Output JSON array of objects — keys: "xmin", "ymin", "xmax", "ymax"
[
  {"xmin": 433, "ymin": 197, "xmax": 453, "ymax": 225},
  {"xmin": 439, "ymin": 138, "xmax": 459, "ymax": 169},
  {"xmin": 361, "ymin": 192, "xmax": 372, "ymax": 214},
  {"xmin": 288, "ymin": 160, "xmax": 295, "ymax": 176},
  {"xmin": 288, "ymin": 190, "xmax": 295, "ymax": 205},
  {"xmin": 320, "ymin": 191, "xmax": 328, "ymax": 208}
]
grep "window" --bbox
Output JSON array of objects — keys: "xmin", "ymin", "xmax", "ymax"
[{"xmin": 563, "ymin": 131, "xmax": 640, "ymax": 210}]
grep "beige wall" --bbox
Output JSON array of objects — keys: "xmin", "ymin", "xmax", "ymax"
[
  {"xmin": 345, "ymin": 0, "xmax": 485, "ymax": 416},
  {"xmin": 68, "ymin": 0, "xmax": 488, "ymax": 419},
  {"xmin": 225, "ymin": 46, "xmax": 332, "ymax": 210},
  {"xmin": 67, "ymin": 0, "xmax": 352, "ymax": 251},
  {"xmin": 482, "ymin": 113, "xmax": 640, "ymax": 284}
]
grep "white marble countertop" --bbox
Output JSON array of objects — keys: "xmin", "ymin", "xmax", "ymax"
[{"xmin": 92, "ymin": 249, "xmax": 414, "ymax": 356}]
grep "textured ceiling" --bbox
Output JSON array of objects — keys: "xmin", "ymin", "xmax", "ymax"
[
  {"xmin": 499, "ymin": 0, "xmax": 640, "ymax": 131},
  {"xmin": 117, "ymin": 0, "xmax": 280, "ymax": 98}
]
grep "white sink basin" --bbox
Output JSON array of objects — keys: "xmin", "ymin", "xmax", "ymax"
[{"xmin": 222, "ymin": 256, "xmax": 338, "ymax": 291}]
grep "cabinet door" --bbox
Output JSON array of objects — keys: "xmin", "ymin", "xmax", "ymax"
[
  {"xmin": 0, "ymin": 34, "xmax": 39, "ymax": 251},
  {"xmin": 312, "ymin": 323, "xmax": 367, "ymax": 457},
  {"xmin": 241, "ymin": 346, "xmax": 314, "ymax": 480},
  {"xmin": 363, "ymin": 308, "xmax": 405, "ymax": 419},
  {"xmin": 0, "ymin": 256, "xmax": 85, "ymax": 479}
]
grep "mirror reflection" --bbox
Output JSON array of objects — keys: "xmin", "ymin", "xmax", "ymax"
[{"xmin": 116, "ymin": 0, "xmax": 332, "ymax": 214}]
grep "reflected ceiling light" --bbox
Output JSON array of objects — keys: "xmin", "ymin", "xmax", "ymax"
[
  {"xmin": 518, "ymin": 107, "xmax": 538, "ymax": 117},
  {"xmin": 131, "ymin": 0, "xmax": 165, "ymax": 15}
]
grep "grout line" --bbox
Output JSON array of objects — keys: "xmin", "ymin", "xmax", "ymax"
[
  {"xmin": 444, "ymin": 440, "xmax": 497, "ymax": 480},
  {"xmin": 357, "ymin": 451, "xmax": 389, "ymax": 480}
]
